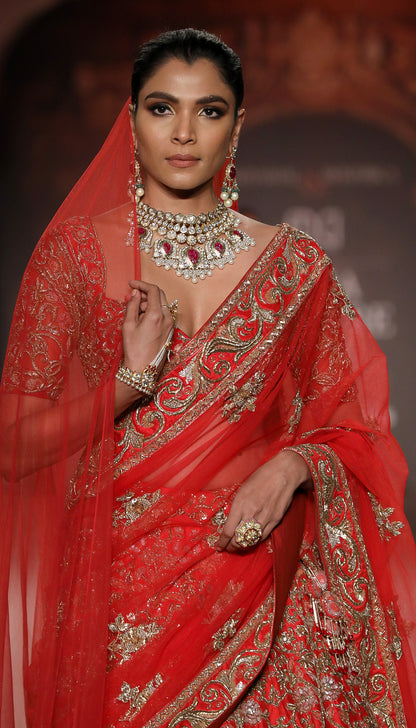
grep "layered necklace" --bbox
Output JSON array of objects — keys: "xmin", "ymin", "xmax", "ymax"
[{"xmin": 136, "ymin": 200, "xmax": 255, "ymax": 283}]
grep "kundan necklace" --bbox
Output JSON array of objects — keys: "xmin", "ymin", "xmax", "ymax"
[{"xmin": 136, "ymin": 200, "xmax": 255, "ymax": 283}]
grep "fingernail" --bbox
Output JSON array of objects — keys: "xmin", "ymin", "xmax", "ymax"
[{"xmin": 131, "ymin": 289, "xmax": 137, "ymax": 297}]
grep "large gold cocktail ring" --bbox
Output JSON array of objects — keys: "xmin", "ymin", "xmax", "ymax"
[{"xmin": 234, "ymin": 520, "xmax": 263, "ymax": 548}]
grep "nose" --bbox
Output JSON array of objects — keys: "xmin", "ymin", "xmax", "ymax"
[{"xmin": 172, "ymin": 112, "xmax": 195, "ymax": 144}]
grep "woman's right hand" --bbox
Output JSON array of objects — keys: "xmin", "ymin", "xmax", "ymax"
[
  {"xmin": 115, "ymin": 280, "xmax": 175, "ymax": 415},
  {"xmin": 122, "ymin": 280, "xmax": 174, "ymax": 372}
]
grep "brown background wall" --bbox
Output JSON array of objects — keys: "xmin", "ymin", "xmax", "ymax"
[{"xmin": 1, "ymin": 0, "xmax": 415, "ymax": 525}]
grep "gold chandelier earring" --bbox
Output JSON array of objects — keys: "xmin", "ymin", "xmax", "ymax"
[
  {"xmin": 134, "ymin": 149, "xmax": 145, "ymax": 201},
  {"xmin": 220, "ymin": 146, "xmax": 239, "ymax": 208}
]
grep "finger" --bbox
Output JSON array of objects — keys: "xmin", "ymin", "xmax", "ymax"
[
  {"xmin": 216, "ymin": 509, "xmax": 244, "ymax": 551},
  {"xmin": 124, "ymin": 287, "xmax": 142, "ymax": 324},
  {"xmin": 128, "ymin": 279, "xmax": 153, "ymax": 293}
]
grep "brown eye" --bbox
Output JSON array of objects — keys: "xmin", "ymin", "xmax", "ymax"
[
  {"xmin": 199, "ymin": 107, "xmax": 224, "ymax": 118},
  {"xmin": 149, "ymin": 103, "xmax": 173, "ymax": 116}
]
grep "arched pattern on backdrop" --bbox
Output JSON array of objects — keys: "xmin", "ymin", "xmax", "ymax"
[{"xmin": 0, "ymin": 4, "xmax": 415, "ymax": 525}]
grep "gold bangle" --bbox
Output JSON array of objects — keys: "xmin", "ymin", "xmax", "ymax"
[
  {"xmin": 115, "ymin": 363, "xmax": 158, "ymax": 396},
  {"xmin": 117, "ymin": 328, "xmax": 174, "ymax": 395}
]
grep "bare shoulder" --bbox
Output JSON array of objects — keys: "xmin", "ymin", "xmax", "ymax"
[{"xmin": 236, "ymin": 212, "xmax": 281, "ymax": 252}]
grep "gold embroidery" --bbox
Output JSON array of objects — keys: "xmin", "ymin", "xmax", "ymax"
[
  {"xmin": 387, "ymin": 604, "xmax": 403, "ymax": 661},
  {"xmin": 117, "ymin": 674, "xmax": 163, "ymax": 721},
  {"xmin": 66, "ymin": 437, "xmax": 113, "ymax": 509},
  {"xmin": 207, "ymin": 507, "xmax": 228, "ymax": 547},
  {"xmin": 211, "ymin": 508, "xmax": 228, "ymax": 529},
  {"xmin": 332, "ymin": 273, "xmax": 356, "ymax": 320},
  {"xmin": 299, "ymin": 444, "xmax": 407, "ymax": 726},
  {"xmin": 113, "ymin": 489, "xmax": 162, "ymax": 528},
  {"xmin": 108, "ymin": 613, "xmax": 161, "ymax": 665},
  {"xmin": 369, "ymin": 493, "xmax": 404, "ymax": 541},
  {"xmin": 303, "ymin": 275, "xmax": 357, "ymax": 406},
  {"xmin": 223, "ymin": 372, "xmax": 266, "ymax": 423},
  {"xmin": 3, "ymin": 219, "xmax": 125, "ymax": 397},
  {"xmin": 167, "ymin": 651, "xmax": 264, "ymax": 728},
  {"xmin": 143, "ymin": 593, "xmax": 274, "ymax": 728},
  {"xmin": 288, "ymin": 390, "xmax": 303, "ymax": 434},
  {"xmin": 113, "ymin": 226, "xmax": 330, "ymax": 474},
  {"xmin": 212, "ymin": 610, "xmax": 243, "ymax": 651}
]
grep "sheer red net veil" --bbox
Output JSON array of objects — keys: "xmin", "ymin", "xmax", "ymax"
[
  {"xmin": 1, "ymin": 97, "xmax": 416, "ymax": 728},
  {"xmin": 0, "ymin": 99, "xmax": 236, "ymax": 727},
  {"xmin": 0, "ymin": 101, "xmax": 141, "ymax": 726}
]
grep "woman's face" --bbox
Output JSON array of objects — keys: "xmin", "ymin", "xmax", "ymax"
[{"xmin": 130, "ymin": 57, "xmax": 244, "ymax": 204}]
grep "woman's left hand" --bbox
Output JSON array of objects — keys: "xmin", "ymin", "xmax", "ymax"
[{"xmin": 216, "ymin": 449, "xmax": 311, "ymax": 552}]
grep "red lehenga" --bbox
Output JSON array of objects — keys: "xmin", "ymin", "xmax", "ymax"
[{"xmin": 1, "ymin": 104, "xmax": 416, "ymax": 728}]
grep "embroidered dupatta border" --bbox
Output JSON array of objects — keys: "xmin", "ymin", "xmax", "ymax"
[
  {"xmin": 140, "ymin": 593, "xmax": 275, "ymax": 728},
  {"xmin": 114, "ymin": 226, "xmax": 330, "ymax": 475},
  {"xmin": 291, "ymin": 443, "xmax": 407, "ymax": 727}
]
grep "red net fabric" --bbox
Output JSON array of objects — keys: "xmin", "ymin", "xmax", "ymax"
[{"xmin": 1, "ymin": 102, "xmax": 416, "ymax": 727}]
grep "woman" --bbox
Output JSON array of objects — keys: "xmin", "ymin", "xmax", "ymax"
[{"xmin": 1, "ymin": 28, "xmax": 416, "ymax": 728}]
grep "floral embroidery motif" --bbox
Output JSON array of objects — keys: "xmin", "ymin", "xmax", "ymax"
[
  {"xmin": 212, "ymin": 610, "xmax": 243, "ymax": 651},
  {"xmin": 387, "ymin": 604, "xmax": 403, "ymax": 661},
  {"xmin": 206, "ymin": 507, "xmax": 229, "ymax": 547},
  {"xmin": 288, "ymin": 390, "xmax": 304, "ymax": 433},
  {"xmin": 117, "ymin": 675, "xmax": 163, "ymax": 721},
  {"xmin": 231, "ymin": 697, "xmax": 264, "ymax": 726},
  {"xmin": 113, "ymin": 489, "xmax": 162, "ymax": 528},
  {"xmin": 369, "ymin": 493, "xmax": 404, "ymax": 541},
  {"xmin": 108, "ymin": 613, "xmax": 161, "ymax": 665},
  {"xmin": 3, "ymin": 218, "xmax": 124, "ymax": 397},
  {"xmin": 223, "ymin": 372, "xmax": 266, "ymax": 423}
]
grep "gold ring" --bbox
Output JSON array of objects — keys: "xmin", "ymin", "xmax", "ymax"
[{"xmin": 234, "ymin": 520, "xmax": 262, "ymax": 548}]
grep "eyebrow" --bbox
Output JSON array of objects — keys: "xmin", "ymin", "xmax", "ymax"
[{"xmin": 144, "ymin": 91, "xmax": 230, "ymax": 107}]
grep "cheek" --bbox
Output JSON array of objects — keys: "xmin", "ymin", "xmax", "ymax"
[{"xmin": 134, "ymin": 122, "xmax": 164, "ymax": 156}]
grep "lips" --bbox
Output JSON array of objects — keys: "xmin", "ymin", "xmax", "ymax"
[{"xmin": 167, "ymin": 155, "xmax": 199, "ymax": 168}]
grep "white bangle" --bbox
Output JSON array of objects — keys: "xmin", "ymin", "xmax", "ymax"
[{"xmin": 150, "ymin": 327, "xmax": 174, "ymax": 368}]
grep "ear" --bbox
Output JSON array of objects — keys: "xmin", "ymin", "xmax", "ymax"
[{"xmin": 229, "ymin": 108, "xmax": 245, "ymax": 154}]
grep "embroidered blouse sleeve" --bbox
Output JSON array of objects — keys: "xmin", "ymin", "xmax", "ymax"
[{"xmin": 2, "ymin": 220, "xmax": 88, "ymax": 400}]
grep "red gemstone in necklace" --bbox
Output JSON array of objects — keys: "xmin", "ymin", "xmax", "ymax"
[
  {"xmin": 163, "ymin": 242, "xmax": 172, "ymax": 256},
  {"xmin": 233, "ymin": 229, "xmax": 243, "ymax": 238},
  {"xmin": 138, "ymin": 226, "xmax": 146, "ymax": 236},
  {"xmin": 188, "ymin": 249, "xmax": 199, "ymax": 265},
  {"xmin": 214, "ymin": 241, "xmax": 225, "ymax": 253}
]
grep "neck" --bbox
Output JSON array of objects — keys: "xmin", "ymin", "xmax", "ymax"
[{"xmin": 141, "ymin": 181, "xmax": 219, "ymax": 216}]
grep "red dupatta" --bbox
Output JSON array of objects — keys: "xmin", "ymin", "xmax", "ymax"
[{"xmin": 1, "ymin": 103, "xmax": 416, "ymax": 727}]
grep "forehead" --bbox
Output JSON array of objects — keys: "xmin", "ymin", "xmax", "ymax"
[{"xmin": 139, "ymin": 57, "xmax": 233, "ymax": 100}]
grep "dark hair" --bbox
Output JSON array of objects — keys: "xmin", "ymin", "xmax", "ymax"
[{"xmin": 131, "ymin": 28, "xmax": 244, "ymax": 114}]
